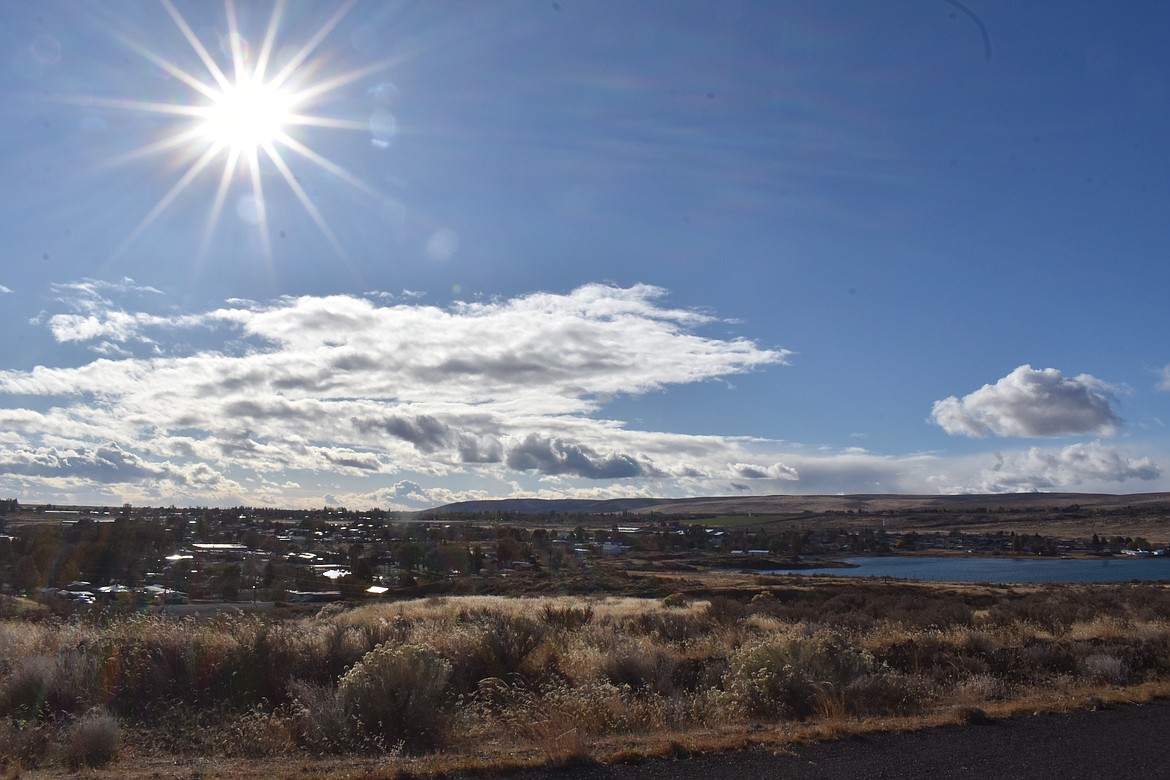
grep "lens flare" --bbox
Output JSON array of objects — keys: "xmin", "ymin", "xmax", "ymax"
[{"xmin": 74, "ymin": 0, "xmax": 404, "ymax": 264}]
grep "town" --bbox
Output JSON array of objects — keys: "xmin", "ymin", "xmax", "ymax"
[{"xmin": 2, "ymin": 498, "xmax": 1164, "ymax": 610}]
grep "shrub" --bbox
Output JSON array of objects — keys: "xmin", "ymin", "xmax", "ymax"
[
  {"xmin": 337, "ymin": 643, "xmax": 452, "ymax": 751},
  {"xmin": 538, "ymin": 679, "xmax": 661, "ymax": 736},
  {"xmin": 477, "ymin": 613, "xmax": 548, "ymax": 677},
  {"xmin": 950, "ymin": 673, "xmax": 1007, "ymax": 704},
  {"xmin": 290, "ymin": 681, "xmax": 351, "ymax": 754},
  {"xmin": 874, "ymin": 634, "xmax": 988, "ymax": 682},
  {"xmin": 957, "ymin": 629, "xmax": 1000, "ymax": 657},
  {"xmin": 730, "ymin": 635, "xmax": 878, "ymax": 720},
  {"xmin": 317, "ymin": 623, "xmax": 371, "ymax": 682},
  {"xmin": 633, "ymin": 610, "xmax": 710, "ymax": 644},
  {"xmin": 215, "ymin": 707, "xmax": 297, "ymax": 758},
  {"xmin": 0, "ymin": 655, "xmax": 55, "ymax": 719},
  {"xmin": 64, "ymin": 711, "xmax": 120, "ymax": 769},
  {"xmin": 600, "ymin": 644, "xmax": 678, "ymax": 695},
  {"xmin": 223, "ymin": 618, "xmax": 315, "ymax": 706},
  {"xmin": 542, "ymin": 603, "xmax": 594, "ymax": 630},
  {"xmin": 443, "ymin": 612, "xmax": 549, "ymax": 692},
  {"xmin": 0, "ymin": 717, "xmax": 54, "ymax": 769},
  {"xmin": 706, "ymin": 596, "xmax": 749, "ymax": 626},
  {"xmin": 1079, "ymin": 653, "xmax": 1128, "ymax": 685},
  {"xmin": 1020, "ymin": 640, "xmax": 1076, "ymax": 675},
  {"xmin": 840, "ymin": 672, "xmax": 920, "ymax": 717}
]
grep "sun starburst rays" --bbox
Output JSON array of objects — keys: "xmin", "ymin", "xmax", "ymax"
[{"xmin": 84, "ymin": 0, "xmax": 397, "ymax": 265}]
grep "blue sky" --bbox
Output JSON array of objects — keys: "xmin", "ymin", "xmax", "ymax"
[{"xmin": 0, "ymin": 0, "xmax": 1167, "ymax": 509}]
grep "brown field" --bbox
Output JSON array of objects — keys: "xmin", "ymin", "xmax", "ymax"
[
  {"xmin": 7, "ymin": 573, "xmax": 1170, "ymax": 778},
  {"xmin": 673, "ymin": 495, "xmax": 1170, "ymax": 542}
]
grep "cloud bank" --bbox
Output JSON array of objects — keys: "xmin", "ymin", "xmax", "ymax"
[
  {"xmin": 971, "ymin": 442, "xmax": 1159, "ymax": 493},
  {"xmin": 0, "ymin": 285, "xmax": 1161, "ymax": 508},
  {"xmin": 0, "ymin": 283, "xmax": 791, "ymax": 506}
]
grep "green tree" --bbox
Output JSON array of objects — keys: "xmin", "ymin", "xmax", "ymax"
[
  {"xmin": 396, "ymin": 541, "xmax": 423, "ymax": 571},
  {"xmin": 496, "ymin": 535, "xmax": 521, "ymax": 565},
  {"xmin": 217, "ymin": 563, "xmax": 242, "ymax": 601}
]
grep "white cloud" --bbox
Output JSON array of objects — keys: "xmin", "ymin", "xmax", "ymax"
[
  {"xmin": 3, "ymin": 285, "xmax": 1165, "ymax": 508},
  {"xmin": 505, "ymin": 433, "xmax": 660, "ymax": 479},
  {"xmin": 730, "ymin": 462, "xmax": 799, "ymax": 480},
  {"xmin": 931, "ymin": 365, "xmax": 1122, "ymax": 438},
  {"xmin": 0, "ymin": 284, "xmax": 789, "ymax": 505},
  {"xmin": 1158, "ymin": 365, "xmax": 1170, "ymax": 392},
  {"xmin": 52, "ymin": 277, "xmax": 163, "ymax": 302},
  {"xmin": 0, "ymin": 285, "xmax": 11, "ymax": 294},
  {"xmin": 965, "ymin": 442, "xmax": 1159, "ymax": 493},
  {"xmin": 47, "ymin": 311, "xmax": 143, "ymax": 343},
  {"xmin": 36, "ymin": 278, "xmax": 217, "ymax": 352}
]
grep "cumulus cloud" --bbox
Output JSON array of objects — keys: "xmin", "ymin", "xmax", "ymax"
[
  {"xmin": 730, "ymin": 462, "xmax": 799, "ymax": 480},
  {"xmin": 0, "ymin": 442, "xmax": 234, "ymax": 490},
  {"xmin": 353, "ymin": 482, "xmax": 494, "ymax": 511},
  {"xmin": 456, "ymin": 434, "xmax": 504, "ymax": 464},
  {"xmin": 353, "ymin": 413, "xmax": 453, "ymax": 453},
  {"xmin": 37, "ymin": 278, "xmax": 216, "ymax": 353},
  {"xmin": 47, "ymin": 310, "xmax": 143, "ymax": 344},
  {"xmin": 0, "ymin": 285, "xmax": 11, "ymax": 294},
  {"xmin": 506, "ymin": 433, "xmax": 657, "ymax": 479},
  {"xmin": 931, "ymin": 365, "xmax": 1122, "ymax": 438}
]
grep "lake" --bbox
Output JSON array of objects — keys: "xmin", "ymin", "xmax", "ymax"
[{"xmin": 760, "ymin": 555, "xmax": 1170, "ymax": 584}]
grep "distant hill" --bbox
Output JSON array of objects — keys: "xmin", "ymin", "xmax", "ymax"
[
  {"xmin": 423, "ymin": 497, "xmax": 664, "ymax": 516},
  {"xmin": 425, "ymin": 492, "xmax": 1170, "ymax": 517}
]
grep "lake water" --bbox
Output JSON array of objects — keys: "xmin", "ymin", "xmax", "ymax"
[{"xmin": 760, "ymin": 556, "xmax": 1170, "ymax": 584}]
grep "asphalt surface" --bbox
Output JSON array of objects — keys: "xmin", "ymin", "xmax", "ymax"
[{"xmin": 501, "ymin": 700, "xmax": 1170, "ymax": 779}]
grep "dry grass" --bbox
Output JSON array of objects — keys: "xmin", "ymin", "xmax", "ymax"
[{"xmin": 5, "ymin": 582, "xmax": 1170, "ymax": 775}]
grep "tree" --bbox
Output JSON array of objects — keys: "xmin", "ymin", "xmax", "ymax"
[
  {"xmin": 496, "ymin": 535, "xmax": 521, "ymax": 565},
  {"xmin": 352, "ymin": 556, "xmax": 374, "ymax": 583},
  {"xmin": 13, "ymin": 555, "xmax": 42, "ymax": 593},
  {"xmin": 217, "ymin": 563, "xmax": 242, "ymax": 601},
  {"xmin": 396, "ymin": 541, "xmax": 423, "ymax": 571},
  {"xmin": 548, "ymin": 546, "xmax": 566, "ymax": 573}
]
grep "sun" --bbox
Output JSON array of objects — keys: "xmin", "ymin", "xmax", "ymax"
[
  {"xmin": 200, "ymin": 78, "xmax": 295, "ymax": 155},
  {"xmin": 76, "ymin": 0, "xmax": 403, "ymax": 262}
]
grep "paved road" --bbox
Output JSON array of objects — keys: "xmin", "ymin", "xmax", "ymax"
[{"xmin": 501, "ymin": 700, "xmax": 1170, "ymax": 779}]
